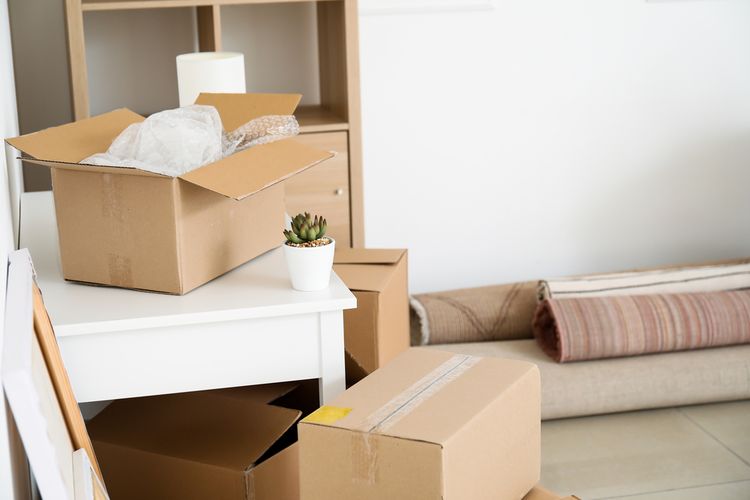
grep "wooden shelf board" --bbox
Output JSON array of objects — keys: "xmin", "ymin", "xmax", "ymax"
[
  {"xmin": 82, "ymin": 0, "xmax": 337, "ymax": 12},
  {"xmin": 296, "ymin": 105, "xmax": 348, "ymax": 133}
]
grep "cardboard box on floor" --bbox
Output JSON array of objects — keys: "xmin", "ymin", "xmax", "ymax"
[
  {"xmin": 298, "ymin": 348, "xmax": 541, "ymax": 500},
  {"xmin": 525, "ymin": 485, "xmax": 580, "ymax": 500},
  {"xmin": 6, "ymin": 93, "xmax": 333, "ymax": 294},
  {"xmin": 333, "ymin": 248, "xmax": 409, "ymax": 385},
  {"xmin": 87, "ymin": 384, "xmax": 304, "ymax": 500}
]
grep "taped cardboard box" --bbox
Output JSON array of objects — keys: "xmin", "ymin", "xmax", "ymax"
[
  {"xmin": 88, "ymin": 386, "xmax": 303, "ymax": 500},
  {"xmin": 299, "ymin": 348, "xmax": 541, "ymax": 500},
  {"xmin": 333, "ymin": 248, "xmax": 409, "ymax": 385},
  {"xmin": 6, "ymin": 93, "xmax": 333, "ymax": 294}
]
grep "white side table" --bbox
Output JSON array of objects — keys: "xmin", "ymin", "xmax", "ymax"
[{"xmin": 20, "ymin": 191, "xmax": 356, "ymax": 405}]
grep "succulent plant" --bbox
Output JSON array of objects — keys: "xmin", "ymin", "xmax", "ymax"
[{"xmin": 284, "ymin": 212, "xmax": 328, "ymax": 244}]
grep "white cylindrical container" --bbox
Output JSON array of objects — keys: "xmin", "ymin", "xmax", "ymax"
[
  {"xmin": 283, "ymin": 239, "xmax": 336, "ymax": 292},
  {"xmin": 176, "ymin": 52, "xmax": 246, "ymax": 106}
]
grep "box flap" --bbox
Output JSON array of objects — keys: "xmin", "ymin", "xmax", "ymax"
[
  {"xmin": 179, "ymin": 139, "xmax": 334, "ymax": 200},
  {"xmin": 5, "ymin": 108, "xmax": 143, "ymax": 163},
  {"xmin": 524, "ymin": 486, "xmax": 576, "ymax": 500},
  {"xmin": 194, "ymin": 92, "xmax": 301, "ymax": 131},
  {"xmin": 87, "ymin": 392, "xmax": 300, "ymax": 470},
  {"xmin": 206, "ymin": 382, "xmax": 298, "ymax": 404},
  {"xmin": 301, "ymin": 348, "xmax": 539, "ymax": 446},
  {"xmin": 334, "ymin": 248, "xmax": 406, "ymax": 265},
  {"xmin": 333, "ymin": 263, "xmax": 396, "ymax": 293}
]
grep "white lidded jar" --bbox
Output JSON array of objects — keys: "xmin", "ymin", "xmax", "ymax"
[{"xmin": 283, "ymin": 238, "xmax": 335, "ymax": 291}]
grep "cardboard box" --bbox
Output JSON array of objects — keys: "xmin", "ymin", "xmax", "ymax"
[
  {"xmin": 6, "ymin": 93, "xmax": 333, "ymax": 294},
  {"xmin": 298, "ymin": 348, "xmax": 541, "ymax": 500},
  {"xmin": 88, "ymin": 386, "xmax": 303, "ymax": 500},
  {"xmin": 333, "ymin": 248, "xmax": 409, "ymax": 385}
]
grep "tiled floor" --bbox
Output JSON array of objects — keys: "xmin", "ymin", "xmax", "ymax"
[{"xmin": 539, "ymin": 400, "xmax": 750, "ymax": 500}]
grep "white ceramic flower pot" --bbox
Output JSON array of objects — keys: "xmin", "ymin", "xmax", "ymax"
[{"xmin": 283, "ymin": 238, "xmax": 335, "ymax": 291}]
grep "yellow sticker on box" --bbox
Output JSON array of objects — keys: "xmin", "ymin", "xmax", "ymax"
[{"xmin": 304, "ymin": 406, "xmax": 352, "ymax": 425}]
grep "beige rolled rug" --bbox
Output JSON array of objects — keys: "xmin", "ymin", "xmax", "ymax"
[
  {"xmin": 534, "ymin": 290, "xmax": 750, "ymax": 362},
  {"xmin": 427, "ymin": 340, "xmax": 750, "ymax": 420},
  {"xmin": 410, "ymin": 281, "xmax": 538, "ymax": 345}
]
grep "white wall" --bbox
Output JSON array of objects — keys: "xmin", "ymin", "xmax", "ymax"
[
  {"xmin": 8, "ymin": 0, "xmax": 750, "ymax": 293},
  {"xmin": 359, "ymin": 0, "xmax": 750, "ymax": 293}
]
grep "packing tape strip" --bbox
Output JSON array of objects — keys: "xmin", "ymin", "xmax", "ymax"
[
  {"xmin": 107, "ymin": 253, "xmax": 134, "ymax": 288},
  {"xmin": 245, "ymin": 471, "xmax": 255, "ymax": 500},
  {"xmin": 358, "ymin": 354, "xmax": 480, "ymax": 434},
  {"xmin": 351, "ymin": 432, "xmax": 379, "ymax": 485},
  {"xmin": 349, "ymin": 354, "xmax": 480, "ymax": 485}
]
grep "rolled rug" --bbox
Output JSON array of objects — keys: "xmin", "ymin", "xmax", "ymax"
[
  {"xmin": 533, "ymin": 290, "xmax": 750, "ymax": 362},
  {"xmin": 410, "ymin": 281, "xmax": 538, "ymax": 345},
  {"xmin": 538, "ymin": 260, "xmax": 750, "ymax": 300}
]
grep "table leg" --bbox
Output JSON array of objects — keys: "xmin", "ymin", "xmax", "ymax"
[{"xmin": 318, "ymin": 310, "xmax": 346, "ymax": 405}]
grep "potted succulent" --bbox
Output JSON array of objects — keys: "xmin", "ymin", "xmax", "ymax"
[{"xmin": 283, "ymin": 212, "xmax": 335, "ymax": 291}]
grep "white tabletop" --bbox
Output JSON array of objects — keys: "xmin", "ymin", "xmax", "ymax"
[{"xmin": 20, "ymin": 191, "xmax": 356, "ymax": 337}]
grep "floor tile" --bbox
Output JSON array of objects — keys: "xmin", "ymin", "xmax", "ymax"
[
  {"xmin": 540, "ymin": 408, "xmax": 750, "ymax": 499},
  {"xmin": 603, "ymin": 480, "xmax": 750, "ymax": 500},
  {"xmin": 680, "ymin": 400, "xmax": 750, "ymax": 464}
]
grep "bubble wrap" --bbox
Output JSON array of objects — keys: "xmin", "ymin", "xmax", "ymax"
[
  {"xmin": 82, "ymin": 106, "xmax": 299, "ymax": 178},
  {"xmin": 224, "ymin": 115, "xmax": 300, "ymax": 154},
  {"xmin": 83, "ymin": 105, "xmax": 225, "ymax": 177}
]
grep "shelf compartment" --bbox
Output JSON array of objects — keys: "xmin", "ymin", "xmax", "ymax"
[{"xmin": 296, "ymin": 105, "xmax": 348, "ymax": 133}]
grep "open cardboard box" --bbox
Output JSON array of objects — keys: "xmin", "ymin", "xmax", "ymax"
[
  {"xmin": 333, "ymin": 248, "xmax": 410, "ymax": 385},
  {"xmin": 6, "ymin": 93, "xmax": 333, "ymax": 294},
  {"xmin": 87, "ymin": 383, "xmax": 305, "ymax": 500},
  {"xmin": 299, "ymin": 348, "xmax": 541, "ymax": 500}
]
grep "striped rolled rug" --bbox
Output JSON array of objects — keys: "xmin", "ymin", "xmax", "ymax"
[{"xmin": 533, "ymin": 290, "xmax": 750, "ymax": 362}]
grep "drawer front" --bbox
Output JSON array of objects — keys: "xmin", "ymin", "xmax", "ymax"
[{"xmin": 285, "ymin": 132, "xmax": 351, "ymax": 246}]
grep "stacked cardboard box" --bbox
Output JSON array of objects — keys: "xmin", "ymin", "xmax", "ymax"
[
  {"xmin": 333, "ymin": 248, "xmax": 410, "ymax": 385},
  {"xmin": 6, "ymin": 93, "xmax": 333, "ymax": 295}
]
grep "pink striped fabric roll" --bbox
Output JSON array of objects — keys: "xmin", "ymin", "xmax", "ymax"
[{"xmin": 533, "ymin": 290, "xmax": 750, "ymax": 362}]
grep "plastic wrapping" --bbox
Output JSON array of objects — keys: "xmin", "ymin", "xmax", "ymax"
[
  {"xmin": 82, "ymin": 105, "xmax": 299, "ymax": 177},
  {"xmin": 225, "ymin": 114, "xmax": 300, "ymax": 153}
]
